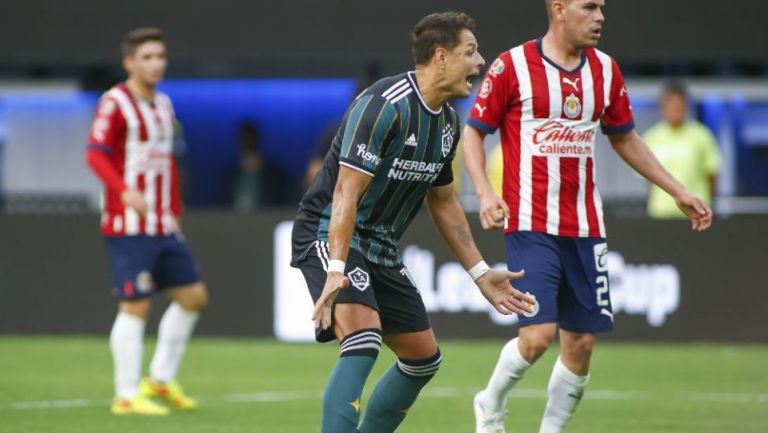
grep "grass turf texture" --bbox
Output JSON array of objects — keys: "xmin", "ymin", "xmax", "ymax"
[{"xmin": 0, "ymin": 337, "xmax": 766, "ymax": 433}]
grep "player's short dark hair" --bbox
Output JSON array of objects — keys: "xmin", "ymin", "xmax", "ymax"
[
  {"xmin": 411, "ymin": 12, "xmax": 476, "ymax": 66},
  {"xmin": 662, "ymin": 80, "xmax": 689, "ymax": 100},
  {"xmin": 122, "ymin": 27, "xmax": 165, "ymax": 57}
]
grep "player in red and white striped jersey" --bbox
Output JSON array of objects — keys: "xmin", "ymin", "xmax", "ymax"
[
  {"xmin": 463, "ymin": 1, "xmax": 712, "ymax": 432},
  {"xmin": 85, "ymin": 28, "xmax": 208, "ymax": 415}
]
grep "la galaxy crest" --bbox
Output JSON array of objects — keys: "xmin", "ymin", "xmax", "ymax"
[{"xmin": 441, "ymin": 124, "xmax": 454, "ymax": 157}]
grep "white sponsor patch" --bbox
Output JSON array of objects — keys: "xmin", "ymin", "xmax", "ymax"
[
  {"xmin": 479, "ymin": 78, "xmax": 492, "ymax": 98},
  {"xmin": 593, "ymin": 242, "xmax": 609, "ymax": 272}
]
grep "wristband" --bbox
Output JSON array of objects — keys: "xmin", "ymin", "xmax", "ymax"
[
  {"xmin": 327, "ymin": 259, "xmax": 346, "ymax": 274},
  {"xmin": 467, "ymin": 260, "xmax": 491, "ymax": 281}
]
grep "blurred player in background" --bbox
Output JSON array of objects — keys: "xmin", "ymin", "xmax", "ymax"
[
  {"xmin": 291, "ymin": 12, "xmax": 534, "ymax": 433},
  {"xmin": 85, "ymin": 27, "xmax": 209, "ymax": 415},
  {"xmin": 644, "ymin": 80, "xmax": 721, "ymax": 219},
  {"xmin": 462, "ymin": 1, "xmax": 713, "ymax": 432}
]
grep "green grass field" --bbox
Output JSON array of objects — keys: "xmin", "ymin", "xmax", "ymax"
[{"xmin": 1, "ymin": 337, "xmax": 766, "ymax": 433}]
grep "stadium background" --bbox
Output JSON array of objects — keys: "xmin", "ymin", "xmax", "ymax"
[{"xmin": 0, "ymin": 2, "xmax": 766, "ymax": 432}]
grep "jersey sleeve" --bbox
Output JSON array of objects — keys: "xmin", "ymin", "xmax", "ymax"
[
  {"xmin": 467, "ymin": 51, "xmax": 516, "ymax": 134},
  {"xmin": 600, "ymin": 59, "xmax": 635, "ymax": 135},
  {"xmin": 339, "ymin": 94, "xmax": 399, "ymax": 176},
  {"xmin": 432, "ymin": 111, "xmax": 461, "ymax": 187},
  {"xmin": 87, "ymin": 95, "xmax": 126, "ymax": 154},
  {"xmin": 85, "ymin": 148, "xmax": 127, "ymax": 194}
]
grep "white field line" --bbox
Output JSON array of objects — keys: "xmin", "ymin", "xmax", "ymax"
[{"xmin": 8, "ymin": 388, "xmax": 768, "ymax": 411}]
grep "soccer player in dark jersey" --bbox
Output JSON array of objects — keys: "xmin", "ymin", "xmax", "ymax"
[{"xmin": 291, "ymin": 11, "xmax": 536, "ymax": 433}]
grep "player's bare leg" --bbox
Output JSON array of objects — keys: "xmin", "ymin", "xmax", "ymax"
[
  {"xmin": 358, "ymin": 329, "xmax": 441, "ymax": 433},
  {"xmin": 319, "ymin": 303, "xmax": 382, "ymax": 433},
  {"xmin": 538, "ymin": 330, "xmax": 594, "ymax": 433},
  {"xmin": 332, "ymin": 303, "xmax": 381, "ymax": 341},
  {"xmin": 143, "ymin": 282, "xmax": 208, "ymax": 410}
]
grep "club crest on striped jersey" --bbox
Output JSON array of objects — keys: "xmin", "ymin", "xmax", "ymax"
[
  {"xmin": 348, "ymin": 267, "xmax": 370, "ymax": 291},
  {"xmin": 563, "ymin": 93, "xmax": 582, "ymax": 119},
  {"xmin": 441, "ymin": 124, "xmax": 454, "ymax": 157},
  {"xmin": 489, "ymin": 58, "xmax": 505, "ymax": 76}
]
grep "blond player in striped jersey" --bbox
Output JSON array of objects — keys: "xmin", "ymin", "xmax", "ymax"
[{"xmin": 463, "ymin": 1, "xmax": 712, "ymax": 432}]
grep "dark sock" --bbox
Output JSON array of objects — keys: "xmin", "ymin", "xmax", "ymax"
[
  {"xmin": 321, "ymin": 328, "xmax": 382, "ymax": 433},
  {"xmin": 358, "ymin": 349, "xmax": 442, "ymax": 433}
]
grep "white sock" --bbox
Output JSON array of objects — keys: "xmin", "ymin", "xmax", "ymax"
[
  {"xmin": 539, "ymin": 357, "xmax": 590, "ymax": 433},
  {"xmin": 479, "ymin": 337, "xmax": 532, "ymax": 412},
  {"xmin": 110, "ymin": 312, "xmax": 146, "ymax": 399},
  {"xmin": 149, "ymin": 302, "xmax": 200, "ymax": 383}
]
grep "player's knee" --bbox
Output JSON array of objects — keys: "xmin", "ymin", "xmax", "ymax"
[
  {"xmin": 562, "ymin": 332, "xmax": 596, "ymax": 358},
  {"xmin": 519, "ymin": 332, "xmax": 555, "ymax": 362},
  {"xmin": 119, "ymin": 298, "xmax": 152, "ymax": 319},
  {"xmin": 396, "ymin": 349, "xmax": 442, "ymax": 381},
  {"xmin": 174, "ymin": 283, "xmax": 209, "ymax": 312},
  {"xmin": 187, "ymin": 291, "xmax": 209, "ymax": 312}
]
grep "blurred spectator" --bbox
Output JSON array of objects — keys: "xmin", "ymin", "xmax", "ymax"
[
  {"xmin": 172, "ymin": 119, "xmax": 189, "ymax": 201},
  {"xmin": 643, "ymin": 81, "xmax": 722, "ymax": 219},
  {"xmin": 304, "ymin": 122, "xmax": 337, "ymax": 190},
  {"xmin": 232, "ymin": 121, "xmax": 264, "ymax": 212},
  {"xmin": 233, "ymin": 121, "xmax": 298, "ymax": 210},
  {"xmin": 303, "ymin": 62, "xmax": 381, "ymax": 190}
]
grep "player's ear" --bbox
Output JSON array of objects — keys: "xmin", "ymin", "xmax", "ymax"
[
  {"xmin": 122, "ymin": 55, "xmax": 133, "ymax": 74},
  {"xmin": 434, "ymin": 47, "xmax": 448, "ymax": 70},
  {"xmin": 552, "ymin": 0, "xmax": 567, "ymax": 21}
]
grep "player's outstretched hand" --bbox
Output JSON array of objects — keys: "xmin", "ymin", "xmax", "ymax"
[
  {"xmin": 478, "ymin": 191, "xmax": 509, "ymax": 230},
  {"xmin": 476, "ymin": 269, "xmax": 536, "ymax": 315},
  {"xmin": 675, "ymin": 192, "xmax": 713, "ymax": 232},
  {"xmin": 312, "ymin": 272, "xmax": 349, "ymax": 331},
  {"xmin": 121, "ymin": 188, "xmax": 149, "ymax": 216}
]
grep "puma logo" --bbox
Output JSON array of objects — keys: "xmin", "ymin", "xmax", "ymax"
[
  {"xmin": 562, "ymin": 77, "xmax": 580, "ymax": 91},
  {"xmin": 474, "ymin": 103, "xmax": 487, "ymax": 116}
]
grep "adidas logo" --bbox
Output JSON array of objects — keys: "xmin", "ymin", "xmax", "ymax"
[{"xmin": 404, "ymin": 134, "xmax": 417, "ymax": 147}]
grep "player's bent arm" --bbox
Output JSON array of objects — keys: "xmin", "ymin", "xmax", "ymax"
[
  {"xmin": 462, "ymin": 125, "xmax": 493, "ymax": 198},
  {"xmin": 85, "ymin": 149, "xmax": 128, "ymax": 195},
  {"xmin": 86, "ymin": 149, "xmax": 149, "ymax": 216},
  {"xmin": 463, "ymin": 125, "xmax": 508, "ymax": 230},
  {"xmin": 426, "ymin": 184, "xmax": 534, "ymax": 315},
  {"xmin": 425, "ymin": 183, "xmax": 483, "ymax": 267},
  {"xmin": 327, "ymin": 166, "xmax": 373, "ymax": 262},
  {"xmin": 312, "ymin": 166, "xmax": 371, "ymax": 329},
  {"xmin": 609, "ymin": 130, "xmax": 687, "ymax": 197},
  {"xmin": 609, "ymin": 129, "xmax": 712, "ymax": 230}
]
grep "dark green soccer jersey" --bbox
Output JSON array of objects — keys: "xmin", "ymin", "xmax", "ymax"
[{"xmin": 292, "ymin": 72, "xmax": 461, "ymax": 267}]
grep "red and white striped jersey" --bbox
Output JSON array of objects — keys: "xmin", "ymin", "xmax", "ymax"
[
  {"xmin": 88, "ymin": 83, "xmax": 180, "ymax": 236},
  {"xmin": 468, "ymin": 39, "xmax": 634, "ymax": 238}
]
